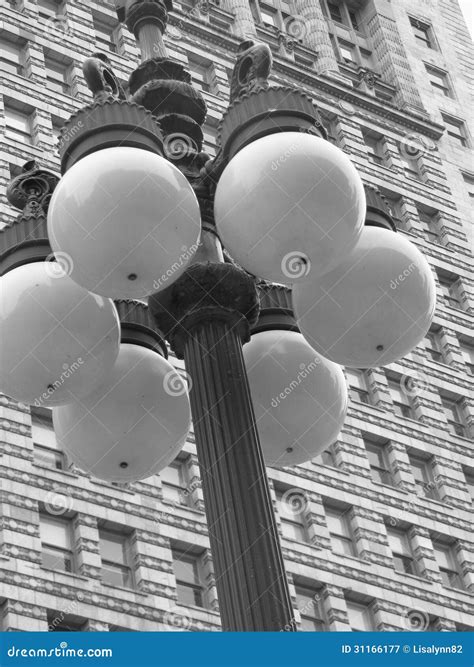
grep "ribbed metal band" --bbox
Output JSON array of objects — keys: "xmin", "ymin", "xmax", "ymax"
[
  {"xmin": 114, "ymin": 299, "xmax": 168, "ymax": 358},
  {"xmin": 364, "ymin": 184, "xmax": 396, "ymax": 231},
  {"xmin": 251, "ymin": 283, "xmax": 300, "ymax": 335}
]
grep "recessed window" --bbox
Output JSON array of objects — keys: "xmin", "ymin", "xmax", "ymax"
[
  {"xmin": 346, "ymin": 599, "xmax": 374, "ymax": 631},
  {"xmin": 441, "ymin": 114, "xmax": 469, "ymax": 148},
  {"xmin": 433, "ymin": 540, "xmax": 463, "ymax": 589},
  {"xmin": 4, "ymin": 103, "xmax": 33, "ymax": 144},
  {"xmin": 0, "ymin": 34, "xmax": 26, "ymax": 76},
  {"xmin": 325, "ymin": 505, "xmax": 356, "ymax": 557},
  {"xmin": 408, "ymin": 453, "xmax": 439, "ymax": 500},
  {"xmin": 409, "ymin": 17, "xmax": 435, "ymax": 49},
  {"xmin": 294, "ymin": 584, "xmax": 326, "ymax": 631},
  {"xmin": 92, "ymin": 12, "xmax": 118, "ymax": 53},
  {"xmin": 314, "ymin": 444, "xmax": 337, "ymax": 467},
  {"xmin": 47, "ymin": 610, "xmax": 85, "ymax": 632},
  {"xmin": 339, "ymin": 41, "xmax": 356, "ymax": 64},
  {"xmin": 361, "ymin": 129, "xmax": 384, "ymax": 165},
  {"xmin": 440, "ymin": 396, "xmax": 466, "ymax": 437},
  {"xmin": 387, "ymin": 377, "xmax": 414, "ymax": 420},
  {"xmin": 459, "ymin": 339, "xmax": 474, "ymax": 375},
  {"xmin": 345, "ymin": 368, "xmax": 371, "ymax": 405},
  {"xmin": 44, "ymin": 52, "xmax": 72, "ymax": 95},
  {"xmin": 276, "ymin": 487, "xmax": 309, "ymax": 543},
  {"xmin": 40, "ymin": 513, "xmax": 74, "ymax": 573},
  {"xmin": 417, "ymin": 206, "xmax": 441, "ymax": 244},
  {"xmin": 424, "ymin": 329, "xmax": 444, "ymax": 362},
  {"xmin": 426, "ymin": 65, "xmax": 452, "ymax": 97},
  {"xmin": 461, "ymin": 172, "xmax": 474, "ymax": 200},
  {"xmin": 250, "ymin": 0, "xmax": 298, "ymax": 32},
  {"xmin": 438, "ymin": 274, "xmax": 462, "ymax": 309},
  {"xmin": 387, "ymin": 526, "xmax": 417, "ymax": 575},
  {"xmin": 37, "ymin": 0, "xmax": 63, "ymax": 19},
  {"xmin": 364, "ymin": 437, "xmax": 393, "ymax": 486},
  {"xmin": 398, "ymin": 143, "xmax": 420, "ymax": 179},
  {"xmin": 172, "ymin": 548, "xmax": 207, "ymax": 608},
  {"xmin": 188, "ymin": 56, "xmax": 212, "ymax": 93},
  {"xmin": 160, "ymin": 461, "xmax": 191, "ymax": 507},
  {"xmin": 327, "ymin": 1, "xmax": 343, "ymax": 24},
  {"xmin": 32, "ymin": 407, "xmax": 65, "ymax": 470},
  {"xmin": 462, "ymin": 467, "xmax": 474, "ymax": 503},
  {"xmin": 99, "ymin": 528, "xmax": 134, "ymax": 588}
]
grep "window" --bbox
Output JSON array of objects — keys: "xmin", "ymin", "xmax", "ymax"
[
  {"xmin": 339, "ymin": 41, "xmax": 356, "ymax": 64},
  {"xmin": 40, "ymin": 514, "xmax": 74, "ymax": 573},
  {"xmin": 314, "ymin": 445, "xmax": 337, "ymax": 467},
  {"xmin": 463, "ymin": 468, "xmax": 474, "ymax": 503},
  {"xmin": 188, "ymin": 57, "xmax": 211, "ymax": 93},
  {"xmin": 398, "ymin": 143, "xmax": 420, "ymax": 179},
  {"xmin": 31, "ymin": 407, "xmax": 65, "ymax": 470},
  {"xmin": 417, "ymin": 207, "xmax": 441, "ymax": 244},
  {"xmin": 387, "ymin": 527, "xmax": 417, "ymax": 575},
  {"xmin": 276, "ymin": 488, "xmax": 308, "ymax": 542},
  {"xmin": 409, "ymin": 17, "xmax": 435, "ymax": 49},
  {"xmin": 346, "ymin": 369, "xmax": 371, "ymax": 405},
  {"xmin": 325, "ymin": 506, "xmax": 356, "ymax": 557},
  {"xmin": 295, "ymin": 585, "xmax": 326, "ymax": 631},
  {"xmin": 438, "ymin": 275, "xmax": 462, "ymax": 309},
  {"xmin": 44, "ymin": 53, "xmax": 71, "ymax": 95},
  {"xmin": 424, "ymin": 330, "xmax": 443, "ymax": 362},
  {"xmin": 250, "ymin": 0, "xmax": 296, "ymax": 32},
  {"xmin": 93, "ymin": 13, "xmax": 118, "ymax": 53},
  {"xmin": 0, "ymin": 35, "xmax": 26, "ymax": 76},
  {"xmin": 433, "ymin": 541, "xmax": 463, "ymax": 589},
  {"xmin": 387, "ymin": 377, "xmax": 414, "ymax": 419},
  {"xmin": 99, "ymin": 528, "xmax": 133, "ymax": 588},
  {"xmin": 37, "ymin": 0, "xmax": 62, "ymax": 19},
  {"xmin": 361, "ymin": 129, "xmax": 384, "ymax": 165},
  {"xmin": 327, "ymin": 1, "xmax": 343, "ymax": 24},
  {"xmin": 47, "ymin": 610, "xmax": 84, "ymax": 632},
  {"xmin": 426, "ymin": 66, "xmax": 452, "ymax": 97},
  {"xmin": 160, "ymin": 462, "xmax": 190, "ymax": 506},
  {"xmin": 459, "ymin": 340, "xmax": 474, "ymax": 375},
  {"xmin": 346, "ymin": 599, "xmax": 373, "ymax": 631},
  {"xmin": 440, "ymin": 396, "xmax": 466, "ymax": 437},
  {"xmin": 408, "ymin": 453, "xmax": 438, "ymax": 500},
  {"xmin": 172, "ymin": 549, "xmax": 206, "ymax": 608},
  {"xmin": 4, "ymin": 104, "xmax": 33, "ymax": 144},
  {"xmin": 364, "ymin": 438, "xmax": 393, "ymax": 486},
  {"xmin": 461, "ymin": 172, "xmax": 474, "ymax": 200},
  {"xmin": 441, "ymin": 114, "xmax": 468, "ymax": 148}
]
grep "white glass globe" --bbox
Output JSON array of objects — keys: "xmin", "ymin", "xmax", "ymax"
[
  {"xmin": 53, "ymin": 344, "xmax": 191, "ymax": 482},
  {"xmin": 243, "ymin": 330, "xmax": 347, "ymax": 468},
  {"xmin": 0, "ymin": 262, "xmax": 120, "ymax": 406},
  {"xmin": 214, "ymin": 132, "xmax": 365, "ymax": 284},
  {"xmin": 293, "ymin": 227, "xmax": 437, "ymax": 368},
  {"xmin": 48, "ymin": 147, "xmax": 201, "ymax": 299}
]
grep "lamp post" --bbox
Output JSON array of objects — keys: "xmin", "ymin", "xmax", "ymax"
[{"xmin": 0, "ymin": 0, "xmax": 437, "ymax": 632}]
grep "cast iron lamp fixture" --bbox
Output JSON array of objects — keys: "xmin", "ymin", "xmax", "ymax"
[{"xmin": 0, "ymin": 0, "xmax": 436, "ymax": 632}]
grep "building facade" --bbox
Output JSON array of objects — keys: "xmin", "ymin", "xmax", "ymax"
[{"xmin": 0, "ymin": 0, "xmax": 473, "ymax": 633}]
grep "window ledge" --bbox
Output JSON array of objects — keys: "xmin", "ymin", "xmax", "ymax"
[
  {"xmin": 39, "ymin": 566, "xmax": 89, "ymax": 582},
  {"xmin": 32, "ymin": 462, "xmax": 78, "ymax": 478},
  {"xmin": 394, "ymin": 570, "xmax": 432, "ymax": 585}
]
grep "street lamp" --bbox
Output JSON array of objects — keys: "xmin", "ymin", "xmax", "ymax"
[{"xmin": 0, "ymin": 0, "xmax": 436, "ymax": 632}]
